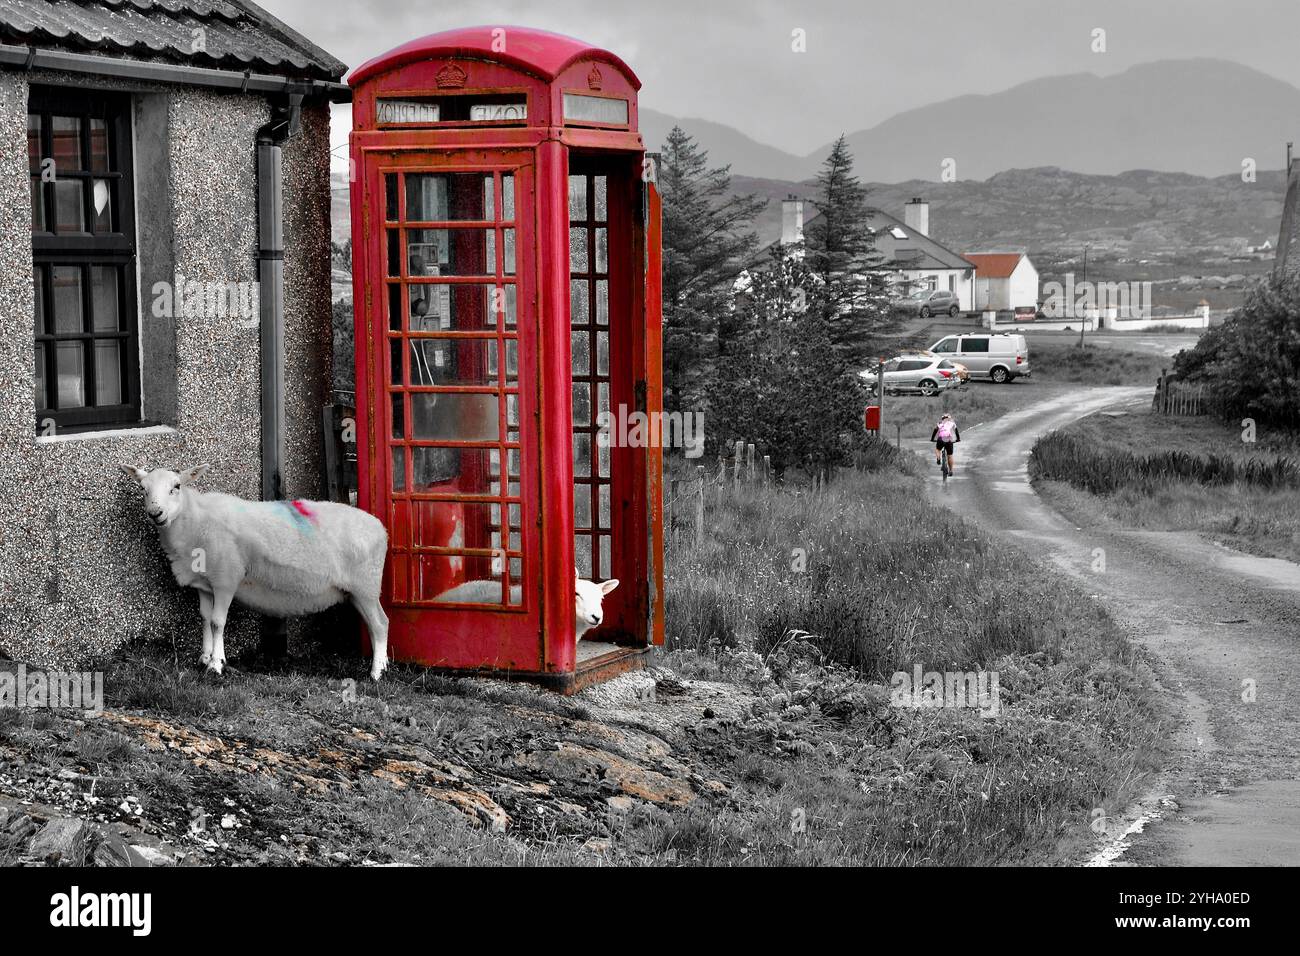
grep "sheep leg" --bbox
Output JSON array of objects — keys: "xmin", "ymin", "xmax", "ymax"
[
  {"xmin": 197, "ymin": 589, "xmax": 215, "ymax": 666},
  {"xmin": 207, "ymin": 587, "xmax": 236, "ymax": 676},
  {"xmin": 350, "ymin": 593, "xmax": 389, "ymax": 681}
]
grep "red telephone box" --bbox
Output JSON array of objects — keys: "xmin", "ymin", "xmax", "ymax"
[{"xmin": 348, "ymin": 26, "xmax": 665, "ymax": 693}]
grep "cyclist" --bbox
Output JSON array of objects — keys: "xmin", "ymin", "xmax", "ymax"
[{"xmin": 931, "ymin": 412, "xmax": 961, "ymax": 474}]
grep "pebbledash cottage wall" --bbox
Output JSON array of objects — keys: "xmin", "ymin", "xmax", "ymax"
[{"xmin": 0, "ymin": 71, "xmax": 334, "ymax": 667}]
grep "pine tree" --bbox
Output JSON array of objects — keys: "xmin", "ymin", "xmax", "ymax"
[
  {"xmin": 804, "ymin": 135, "xmax": 892, "ymax": 367},
  {"xmin": 658, "ymin": 127, "xmax": 766, "ymax": 414}
]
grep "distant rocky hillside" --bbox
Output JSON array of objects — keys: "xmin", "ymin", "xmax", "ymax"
[
  {"xmin": 734, "ymin": 167, "xmax": 1288, "ymax": 263},
  {"xmin": 331, "ymin": 165, "xmax": 1289, "ymax": 266}
]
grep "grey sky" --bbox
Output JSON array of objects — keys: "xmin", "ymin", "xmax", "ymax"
[{"xmin": 259, "ymin": 0, "xmax": 1300, "ymax": 165}]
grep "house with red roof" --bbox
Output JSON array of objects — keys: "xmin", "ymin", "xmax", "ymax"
[{"xmin": 965, "ymin": 252, "xmax": 1039, "ymax": 312}]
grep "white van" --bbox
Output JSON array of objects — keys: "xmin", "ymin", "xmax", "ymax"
[{"xmin": 928, "ymin": 333, "xmax": 1030, "ymax": 383}]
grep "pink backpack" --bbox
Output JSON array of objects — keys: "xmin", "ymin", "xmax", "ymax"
[{"xmin": 937, "ymin": 419, "xmax": 956, "ymax": 442}]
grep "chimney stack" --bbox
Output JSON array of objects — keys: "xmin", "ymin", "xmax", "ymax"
[
  {"xmin": 904, "ymin": 197, "xmax": 929, "ymax": 236},
  {"xmin": 781, "ymin": 195, "xmax": 804, "ymax": 245}
]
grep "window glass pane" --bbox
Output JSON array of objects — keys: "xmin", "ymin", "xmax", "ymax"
[
  {"xmin": 390, "ymin": 338, "xmax": 402, "ymax": 386},
  {"xmin": 391, "ymin": 446, "xmax": 406, "ymax": 490},
  {"xmin": 575, "ymin": 485, "xmax": 591, "ymax": 529},
  {"xmin": 599, "ymin": 485, "xmax": 610, "ymax": 527},
  {"xmin": 409, "ymin": 392, "xmax": 499, "ymax": 442},
  {"xmin": 91, "ymin": 179, "xmax": 112, "ymax": 233},
  {"xmin": 90, "ymin": 118, "xmax": 109, "ymax": 172},
  {"xmin": 412, "ymin": 447, "xmax": 498, "ymax": 494},
  {"xmin": 30, "ymin": 177, "xmax": 44, "ymax": 232},
  {"xmin": 388, "ymin": 282, "xmax": 402, "ymax": 331},
  {"xmin": 55, "ymin": 179, "xmax": 83, "ymax": 231},
  {"xmin": 568, "ymin": 175, "xmax": 587, "ymax": 220},
  {"xmin": 595, "ymin": 279, "xmax": 609, "ymax": 325},
  {"xmin": 95, "ymin": 340, "xmax": 121, "ymax": 405},
  {"xmin": 409, "ymin": 337, "xmax": 499, "ymax": 387},
  {"xmin": 571, "ymin": 279, "xmax": 589, "ymax": 325},
  {"xmin": 91, "ymin": 266, "xmax": 118, "ymax": 331},
  {"xmin": 502, "ymin": 174, "xmax": 515, "ymax": 221},
  {"xmin": 385, "ymin": 174, "xmax": 398, "ymax": 221},
  {"xmin": 596, "ymin": 329, "xmax": 609, "ymax": 375},
  {"xmin": 594, "ymin": 227, "xmax": 608, "ymax": 273},
  {"xmin": 498, "ymin": 284, "xmax": 517, "ymax": 328},
  {"xmin": 408, "ymin": 283, "xmax": 511, "ymax": 332},
  {"xmin": 562, "ymin": 94, "xmax": 628, "ymax": 125},
  {"xmin": 570, "ymin": 228, "xmax": 588, "ymax": 272},
  {"xmin": 594, "ymin": 176, "xmax": 607, "ymax": 221},
  {"xmin": 52, "ymin": 266, "xmax": 83, "ymax": 333},
  {"xmin": 405, "ymin": 173, "xmax": 492, "ymax": 221},
  {"xmin": 503, "ymin": 229, "xmax": 515, "ymax": 275},
  {"xmin": 573, "ymin": 432, "xmax": 591, "ymax": 478},
  {"xmin": 56, "ymin": 341, "xmax": 85, "ymax": 407},
  {"xmin": 34, "ymin": 344, "xmax": 45, "ymax": 409},
  {"xmin": 599, "ymin": 535, "xmax": 611, "ymax": 579},
  {"xmin": 571, "ymin": 331, "xmax": 590, "ymax": 375},
  {"xmin": 391, "ymin": 393, "xmax": 405, "ymax": 438},
  {"xmin": 572, "ymin": 381, "xmax": 590, "ymax": 425},
  {"xmin": 387, "ymin": 228, "xmax": 400, "ymax": 277},
  {"xmin": 27, "ymin": 114, "xmax": 41, "ymax": 173},
  {"xmin": 51, "ymin": 116, "xmax": 82, "ymax": 172},
  {"xmin": 408, "ymin": 228, "xmax": 490, "ymax": 276},
  {"xmin": 419, "ymin": 554, "xmax": 510, "ymax": 605},
  {"xmin": 575, "ymin": 534, "xmax": 592, "ymax": 578},
  {"xmin": 33, "ymin": 266, "xmax": 44, "ymax": 333}
]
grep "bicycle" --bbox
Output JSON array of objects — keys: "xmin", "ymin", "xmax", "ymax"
[{"xmin": 939, "ymin": 444, "xmax": 951, "ymax": 481}]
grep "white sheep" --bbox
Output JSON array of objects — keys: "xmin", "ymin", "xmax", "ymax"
[
  {"xmin": 119, "ymin": 463, "xmax": 389, "ymax": 680},
  {"xmin": 433, "ymin": 569, "xmax": 618, "ymax": 640}
]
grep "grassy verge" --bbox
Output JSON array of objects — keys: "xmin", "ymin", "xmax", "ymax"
[
  {"xmin": 1026, "ymin": 340, "xmax": 1167, "ymax": 385},
  {"xmin": 1030, "ymin": 408, "xmax": 1300, "ymax": 563},
  {"xmin": 665, "ymin": 462, "xmax": 1164, "ymax": 864},
  {"xmin": 0, "ymin": 455, "xmax": 1163, "ymax": 867}
]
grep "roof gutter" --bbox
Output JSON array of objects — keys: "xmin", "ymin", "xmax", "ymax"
[{"xmin": 0, "ymin": 41, "xmax": 350, "ymax": 102}]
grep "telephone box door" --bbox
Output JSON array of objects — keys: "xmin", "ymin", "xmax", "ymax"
[{"xmin": 357, "ymin": 148, "xmax": 542, "ymax": 671}]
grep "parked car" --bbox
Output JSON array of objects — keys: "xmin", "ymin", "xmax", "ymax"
[
  {"xmin": 860, "ymin": 354, "xmax": 958, "ymax": 396},
  {"xmin": 927, "ymin": 333, "xmax": 1030, "ymax": 383},
  {"xmin": 909, "ymin": 349, "xmax": 971, "ymax": 384},
  {"xmin": 895, "ymin": 288, "xmax": 962, "ymax": 318}
]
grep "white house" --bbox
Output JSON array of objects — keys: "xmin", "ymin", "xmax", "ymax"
[
  {"xmin": 770, "ymin": 196, "xmax": 976, "ymax": 311},
  {"xmin": 965, "ymin": 253, "xmax": 1039, "ymax": 311}
]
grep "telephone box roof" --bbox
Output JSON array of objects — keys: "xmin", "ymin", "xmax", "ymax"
[{"xmin": 348, "ymin": 25, "xmax": 641, "ymax": 89}]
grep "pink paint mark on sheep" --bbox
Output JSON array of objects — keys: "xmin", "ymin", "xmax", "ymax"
[{"xmin": 291, "ymin": 500, "xmax": 315, "ymax": 522}]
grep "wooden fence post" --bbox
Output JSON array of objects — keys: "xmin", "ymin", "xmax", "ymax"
[
  {"xmin": 763, "ymin": 454, "xmax": 771, "ymax": 486},
  {"xmin": 733, "ymin": 440, "xmax": 743, "ymax": 492},
  {"xmin": 746, "ymin": 443, "xmax": 756, "ymax": 483},
  {"xmin": 695, "ymin": 465, "xmax": 705, "ymax": 546}
]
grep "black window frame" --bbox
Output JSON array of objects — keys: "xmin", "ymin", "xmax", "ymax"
[{"xmin": 30, "ymin": 87, "xmax": 140, "ymax": 433}]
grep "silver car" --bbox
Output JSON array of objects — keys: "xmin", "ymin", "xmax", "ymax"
[
  {"xmin": 896, "ymin": 288, "xmax": 962, "ymax": 318},
  {"xmin": 860, "ymin": 355, "xmax": 958, "ymax": 396}
]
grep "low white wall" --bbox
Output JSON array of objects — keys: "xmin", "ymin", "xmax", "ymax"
[{"xmin": 987, "ymin": 306, "xmax": 1210, "ymax": 333}]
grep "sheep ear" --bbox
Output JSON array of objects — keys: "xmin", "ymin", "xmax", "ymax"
[
  {"xmin": 600, "ymin": 578, "xmax": 620, "ymax": 595},
  {"xmin": 574, "ymin": 566, "xmax": 581, "ymax": 581},
  {"xmin": 119, "ymin": 464, "xmax": 147, "ymax": 483},
  {"xmin": 179, "ymin": 463, "xmax": 210, "ymax": 485}
]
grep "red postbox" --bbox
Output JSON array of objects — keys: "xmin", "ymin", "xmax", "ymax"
[{"xmin": 348, "ymin": 27, "xmax": 664, "ymax": 693}]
